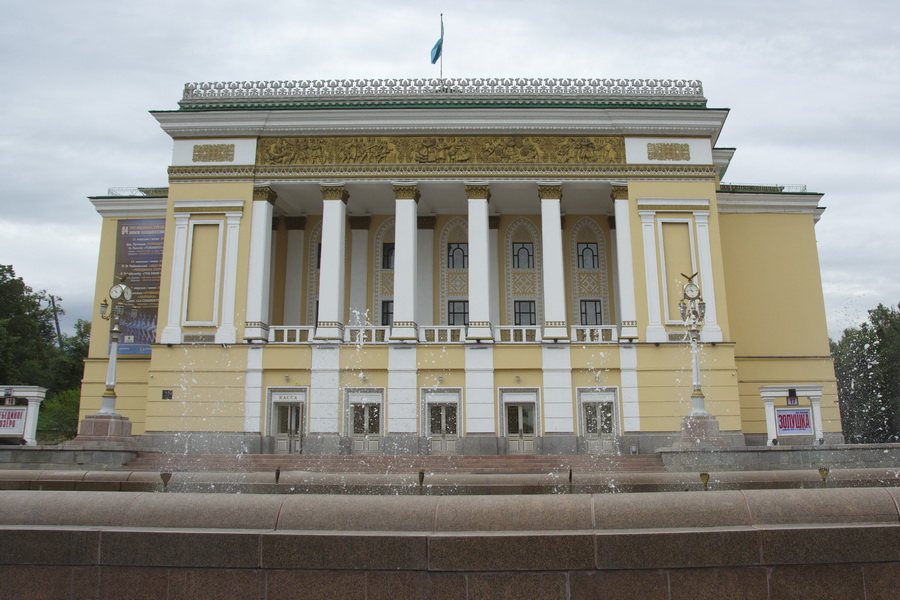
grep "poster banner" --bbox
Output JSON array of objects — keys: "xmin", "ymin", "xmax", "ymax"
[
  {"xmin": 0, "ymin": 407, "xmax": 27, "ymax": 436},
  {"xmin": 776, "ymin": 408, "xmax": 813, "ymax": 436},
  {"xmin": 114, "ymin": 218, "xmax": 166, "ymax": 354}
]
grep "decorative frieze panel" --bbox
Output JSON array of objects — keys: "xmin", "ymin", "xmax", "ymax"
[
  {"xmin": 192, "ymin": 144, "xmax": 235, "ymax": 162},
  {"xmin": 647, "ymin": 142, "xmax": 691, "ymax": 161},
  {"xmin": 257, "ymin": 136, "xmax": 626, "ymax": 166}
]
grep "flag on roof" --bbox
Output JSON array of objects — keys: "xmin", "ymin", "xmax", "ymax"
[{"xmin": 430, "ymin": 17, "xmax": 444, "ymax": 64}]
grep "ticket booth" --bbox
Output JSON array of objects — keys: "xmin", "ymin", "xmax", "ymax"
[
  {"xmin": 759, "ymin": 385, "xmax": 824, "ymax": 446},
  {"xmin": 0, "ymin": 386, "xmax": 47, "ymax": 446}
]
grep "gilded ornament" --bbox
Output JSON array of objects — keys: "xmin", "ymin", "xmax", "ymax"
[
  {"xmin": 647, "ymin": 142, "xmax": 691, "ymax": 161},
  {"xmin": 253, "ymin": 186, "xmax": 277, "ymax": 203},
  {"xmin": 192, "ymin": 144, "xmax": 235, "ymax": 162},
  {"xmin": 537, "ymin": 184, "xmax": 563, "ymax": 200},
  {"xmin": 610, "ymin": 185, "xmax": 629, "ymax": 200},
  {"xmin": 320, "ymin": 185, "xmax": 349, "ymax": 201}
]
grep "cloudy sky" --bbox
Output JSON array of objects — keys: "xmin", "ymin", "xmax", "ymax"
[{"xmin": 1, "ymin": 0, "xmax": 897, "ymax": 339}]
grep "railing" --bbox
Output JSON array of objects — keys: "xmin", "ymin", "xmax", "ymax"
[
  {"xmin": 268, "ymin": 327, "xmax": 314, "ymax": 343},
  {"xmin": 494, "ymin": 326, "xmax": 542, "ymax": 344},
  {"xmin": 268, "ymin": 325, "xmax": 620, "ymax": 344},
  {"xmin": 344, "ymin": 326, "xmax": 389, "ymax": 344},
  {"xmin": 419, "ymin": 326, "xmax": 466, "ymax": 343},
  {"xmin": 571, "ymin": 326, "xmax": 619, "ymax": 343}
]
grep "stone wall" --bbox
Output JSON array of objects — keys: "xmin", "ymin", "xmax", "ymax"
[{"xmin": 0, "ymin": 488, "xmax": 897, "ymax": 599}]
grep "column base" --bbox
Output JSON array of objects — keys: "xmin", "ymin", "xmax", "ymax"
[
  {"xmin": 71, "ymin": 414, "xmax": 137, "ymax": 450},
  {"xmin": 672, "ymin": 414, "xmax": 731, "ymax": 449}
]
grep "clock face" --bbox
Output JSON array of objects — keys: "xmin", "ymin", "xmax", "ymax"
[
  {"xmin": 684, "ymin": 283, "xmax": 700, "ymax": 299},
  {"xmin": 122, "ymin": 286, "xmax": 133, "ymax": 301},
  {"xmin": 109, "ymin": 284, "xmax": 123, "ymax": 299}
]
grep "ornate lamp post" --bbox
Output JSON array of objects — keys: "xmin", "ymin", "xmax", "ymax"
[
  {"xmin": 678, "ymin": 277, "xmax": 708, "ymax": 416},
  {"xmin": 72, "ymin": 275, "xmax": 135, "ymax": 447},
  {"xmin": 674, "ymin": 273, "xmax": 728, "ymax": 448},
  {"xmin": 97, "ymin": 277, "xmax": 132, "ymax": 415}
]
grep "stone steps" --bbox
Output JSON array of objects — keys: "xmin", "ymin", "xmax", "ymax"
[{"xmin": 120, "ymin": 453, "xmax": 665, "ymax": 474}]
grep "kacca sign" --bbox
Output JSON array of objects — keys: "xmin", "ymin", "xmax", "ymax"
[{"xmin": 776, "ymin": 408, "xmax": 813, "ymax": 435}]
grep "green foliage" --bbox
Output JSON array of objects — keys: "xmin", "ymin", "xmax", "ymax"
[
  {"xmin": 831, "ymin": 302, "xmax": 900, "ymax": 443},
  {"xmin": 37, "ymin": 388, "xmax": 82, "ymax": 443},
  {"xmin": 0, "ymin": 266, "xmax": 91, "ymax": 441}
]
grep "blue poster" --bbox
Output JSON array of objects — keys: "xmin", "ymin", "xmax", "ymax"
[{"xmin": 113, "ymin": 219, "xmax": 165, "ymax": 355}]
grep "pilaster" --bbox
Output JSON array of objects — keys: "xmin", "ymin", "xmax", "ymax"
[
  {"xmin": 390, "ymin": 183, "xmax": 420, "ymax": 341},
  {"xmin": 538, "ymin": 182, "xmax": 568, "ymax": 341},
  {"xmin": 612, "ymin": 185, "xmax": 638, "ymax": 341},
  {"xmin": 465, "ymin": 183, "xmax": 493, "ymax": 342},
  {"xmin": 244, "ymin": 187, "xmax": 276, "ymax": 343},
  {"xmin": 315, "ymin": 184, "xmax": 349, "ymax": 341}
]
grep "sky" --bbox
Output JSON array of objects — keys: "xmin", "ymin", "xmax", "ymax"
[{"xmin": 1, "ymin": 0, "xmax": 898, "ymax": 339}]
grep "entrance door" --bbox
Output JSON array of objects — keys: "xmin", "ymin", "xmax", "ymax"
[
  {"xmin": 274, "ymin": 403, "xmax": 303, "ymax": 454},
  {"xmin": 428, "ymin": 404, "xmax": 458, "ymax": 454},
  {"xmin": 584, "ymin": 402, "xmax": 616, "ymax": 454},
  {"xmin": 506, "ymin": 403, "xmax": 536, "ymax": 454},
  {"xmin": 352, "ymin": 403, "xmax": 381, "ymax": 454}
]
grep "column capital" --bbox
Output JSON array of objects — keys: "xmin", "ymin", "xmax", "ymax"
[
  {"xmin": 610, "ymin": 184, "xmax": 629, "ymax": 200},
  {"xmin": 537, "ymin": 182, "xmax": 563, "ymax": 200},
  {"xmin": 392, "ymin": 183, "xmax": 421, "ymax": 202},
  {"xmin": 253, "ymin": 186, "xmax": 277, "ymax": 204},
  {"xmin": 320, "ymin": 184, "xmax": 349, "ymax": 202},
  {"xmin": 465, "ymin": 182, "xmax": 491, "ymax": 201}
]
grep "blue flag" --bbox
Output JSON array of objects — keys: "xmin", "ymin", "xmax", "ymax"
[{"xmin": 430, "ymin": 19, "xmax": 444, "ymax": 64}]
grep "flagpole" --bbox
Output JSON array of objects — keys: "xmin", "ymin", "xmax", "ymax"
[{"xmin": 439, "ymin": 13, "xmax": 444, "ymax": 82}]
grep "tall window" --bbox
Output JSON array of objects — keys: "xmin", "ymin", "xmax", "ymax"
[
  {"xmin": 381, "ymin": 300, "xmax": 393, "ymax": 326},
  {"xmin": 577, "ymin": 242, "xmax": 599, "ymax": 269},
  {"xmin": 580, "ymin": 300, "xmax": 603, "ymax": 325},
  {"xmin": 514, "ymin": 300, "xmax": 536, "ymax": 326},
  {"xmin": 382, "ymin": 243, "xmax": 395, "ymax": 270},
  {"xmin": 448, "ymin": 301, "xmax": 469, "ymax": 326},
  {"xmin": 447, "ymin": 243, "xmax": 468, "ymax": 269},
  {"xmin": 512, "ymin": 242, "xmax": 534, "ymax": 269}
]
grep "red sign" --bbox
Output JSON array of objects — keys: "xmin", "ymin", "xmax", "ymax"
[
  {"xmin": 776, "ymin": 408, "xmax": 813, "ymax": 435},
  {"xmin": 0, "ymin": 407, "xmax": 27, "ymax": 436}
]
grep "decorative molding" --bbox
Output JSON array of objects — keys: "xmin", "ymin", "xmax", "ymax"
[
  {"xmin": 167, "ymin": 163, "xmax": 718, "ymax": 183},
  {"xmin": 252, "ymin": 186, "xmax": 277, "ymax": 203},
  {"xmin": 647, "ymin": 142, "xmax": 690, "ymax": 161},
  {"xmin": 468, "ymin": 321, "xmax": 492, "ymax": 328},
  {"xmin": 180, "ymin": 78, "xmax": 707, "ymax": 110},
  {"xmin": 192, "ymin": 143, "xmax": 235, "ymax": 162},
  {"xmin": 257, "ymin": 135, "xmax": 625, "ymax": 166},
  {"xmin": 464, "ymin": 183, "xmax": 491, "ymax": 200},
  {"xmin": 349, "ymin": 216, "xmax": 371, "ymax": 230},
  {"xmin": 537, "ymin": 183, "xmax": 564, "ymax": 199}
]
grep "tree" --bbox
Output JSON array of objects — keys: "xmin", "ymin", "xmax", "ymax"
[{"xmin": 831, "ymin": 302, "xmax": 900, "ymax": 443}]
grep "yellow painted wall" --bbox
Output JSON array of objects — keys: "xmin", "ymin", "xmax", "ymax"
[{"xmin": 78, "ymin": 358, "xmax": 151, "ymax": 434}]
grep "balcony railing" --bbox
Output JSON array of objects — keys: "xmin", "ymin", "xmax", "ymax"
[{"xmin": 267, "ymin": 325, "xmax": 618, "ymax": 344}]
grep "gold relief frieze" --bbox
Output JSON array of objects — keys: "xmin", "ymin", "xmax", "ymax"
[
  {"xmin": 192, "ymin": 143, "xmax": 235, "ymax": 162},
  {"xmin": 257, "ymin": 135, "xmax": 626, "ymax": 166},
  {"xmin": 647, "ymin": 142, "xmax": 691, "ymax": 161}
]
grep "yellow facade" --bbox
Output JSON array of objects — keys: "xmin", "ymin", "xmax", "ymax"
[{"xmin": 79, "ymin": 78, "xmax": 840, "ymax": 454}]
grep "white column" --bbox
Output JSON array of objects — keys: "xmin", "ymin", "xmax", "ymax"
[
  {"xmin": 620, "ymin": 344, "xmax": 640, "ymax": 432},
  {"xmin": 416, "ymin": 220, "xmax": 435, "ymax": 326},
  {"xmin": 309, "ymin": 345, "xmax": 341, "ymax": 432},
  {"xmin": 763, "ymin": 397, "xmax": 778, "ymax": 445},
  {"xmin": 465, "ymin": 183, "xmax": 493, "ymax": 341},
  {"xmin": 390, "ymin": 183, "xmax": 419, "ymax": 341},
  {"xmin": 348, "ymin": 218, "xmax": 370, "ymax": 326},
  {"xmin": 542, "ymin": 345, "xmax": 574, "ymax": 433},
  {"xmin": 810, "ymin": 394, "xmax": 824, "ymax": 443},
  {"xmin": 613, "ymin": 188, "xmax": 638, "ymax": 341},
  {"xmin": 282, "ymin": 219, "xmax": 305, "ymax": 326},
  {"xmin": 315, "ymin": 184, "xmax": 348, "ymax": 341},
  {"xmin": 489, "ymin": 221, "xmax": 500, "ymax": 327},
  {"xmin": 216, "ymin": 211, "xmax": 242, "ymax": 344},
  {"xmin": 639, "ymin": 210, "xmax": 666, "ymax": 343},
  {"xmin": 387, "ymin": 345, "xmax": 418, "ymax": 433},
  {"xmin": 244, "ymin": 346, "xmax": 263, "ymax": 433},
  {"xmin": 160, "ymin": 212, "xmax": 190, "ymax": 344},
  {"xmin": 244, "ymin": 188, "xmax": 275, "ymax": 342},
  {"xmin": 465, "ymin": 345, "xmax": 495, "ymax": 433},
  {"xmin": 23, "ymin": 395, "xmax": 45, "ymax": 446},
  {"xmin": 694, "ymin": 211, "xmax": 723, "ymax": 342},
  {"xmin": 538, "ymin": 183, "xmax": 568, "ymax": 340}
]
